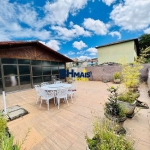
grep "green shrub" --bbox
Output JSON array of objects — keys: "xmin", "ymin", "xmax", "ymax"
[
  {"xmin": 86, "ymin": 119, "xmax": 134, "ymax": 150},
  {"xmin": 118, "ymin": 91, "xmax": 138, "ymax": 103},
  {"xmin": 113, "ymin": 72, "xmax": 121, "ymax": 79}
]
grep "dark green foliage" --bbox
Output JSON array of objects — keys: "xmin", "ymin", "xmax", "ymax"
[
  {"xmin": 86, "ymin": 134, "xmax": 101, "ymax": 150},
  {"xmin": 139, "ymin": 34, "xmax": 150, "ymax": 50},
  {"xmin": 105, "ymin": 86, "xmax": 126, "ymax": 117}
]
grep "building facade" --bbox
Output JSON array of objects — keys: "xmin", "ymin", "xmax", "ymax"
[
  {"xmin": 0, "ymin": 41, "xmax": 73, "ymax": 93},
  {"xmin": 96, "ymin": 39, "xmax": 140, "ymax": 64}
]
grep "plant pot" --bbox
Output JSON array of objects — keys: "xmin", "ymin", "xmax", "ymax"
[
  {"xmin": 68, "ymin": 80, "xmax": 73, "ymax": 84},
  {"xmin": 128, "ymin": 87, "xmax": 139, "ymax": 92},
  {"xmin": 86, "ymin": 145, "xmax": 90, "ymax": 150},
  {"xmin": 104, "ymin": 112, "xmax": 127, "ymax": 122},
  {"xmin": 114, "ymin": 79, "xmax": 121, "ymax": 84},
  {"xmin": 117, "ymin": 100, "xmax": 136, "ymax": 118}
]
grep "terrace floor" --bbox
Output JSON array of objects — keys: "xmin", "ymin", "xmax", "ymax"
[{"xmin": 0, "ymin": 81, "xmax": 150, "ymax": 150}]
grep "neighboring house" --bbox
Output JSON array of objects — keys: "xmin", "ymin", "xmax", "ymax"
[
  {"xmin": 0, "ymin": 41, "xmax": 73, "ymax": 92},
  {"xmin": 66, "ymin": 58, "xmax": 98, "ymax": 68},
  {"xmin": 96, "ymin": 39, "xmax": 140, "ymax": 64}
]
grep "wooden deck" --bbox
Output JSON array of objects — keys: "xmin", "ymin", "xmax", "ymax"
[{"xmin": 0, "ymin": 81, "xmax": 150, "ymax": 150}]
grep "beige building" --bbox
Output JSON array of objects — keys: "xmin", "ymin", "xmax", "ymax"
[{"xmin": 96, "ymin": 39, "xmax": 140, "ymax": 64}]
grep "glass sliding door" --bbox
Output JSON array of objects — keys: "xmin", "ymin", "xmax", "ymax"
[
  {"xmin": 1, "ymin": 58, "xmax": 32, "ymax": 92},
  {"xmin": 31, "ymin": 60, "xmax": 43, "ymax": 85},
  {"xmin": 3, "ymin": 64, "xmax": 19, "ymax": 92},
  {"xmin": 19, "ymin": 65, "xmax": 31, "ymax": 90},
  {"xmin": 59, "ymin": 62, "xmax": 66, "ymax": 81}
]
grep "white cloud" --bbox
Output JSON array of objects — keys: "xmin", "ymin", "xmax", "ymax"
[
  {"xmin": 102, "ymin": 0, "xmax": 116, "ymax": 6},
  {"xmin": 83, "ymin": 18, "xmax": 109, "ymax": 35},
  {"xmin": 73, "ymin": 40, "xmax": 87, "ymax": 50},
  {"xmin": 68, "ymin": 51, "xmax": 75, "ymax": 55},
  {"xmin": 89, "ymin": 53, "xmax": 97, "ymax": 55},
  {"xmin": 144, "ymin": 28, "xmax": 150, "ymax": 34},
  {"xmin": 51, "ymin": 24, "xmax": 91, "ymax": 40},
  {"xmin": 0, "ymin": 0, "xmax": 51, "ymax": 41},
  {"xmin": 46, "ymin": 40, "xmax": 61, "ymax": 51},
  {"xmin": 86, "ymin": 47, "xmax": 97, "ymax": 53},
  {"xmin": 69, "ymin": 21, "xmax": 74, "ymax": 27},
  {"xmin": 78, "ymin": 56, "xmax": 91, "ymax": 60},
  {"xmin": 110, "ymin": 0, "xmax": 150, "ymax": 31},
  {"xmin": 44, "ymin": 0, "xmax": 88, "ymax": 25},
  {"xmin": 109, "ymin": 31, "xmax": 121, "ymax": 39},
  {"xmin": 77, "ymin": 51, "xmax": 85, "ymax": 55}
]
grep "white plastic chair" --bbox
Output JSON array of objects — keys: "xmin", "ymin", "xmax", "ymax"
[
  {"xmin": 54, "ymin": 81, "xmax": 62, "ymax": 84},
  {"xmin": 41, "ymin": 82, "xmax": 49, "ymax": 87},
  {"xmin": 67, "ymin": 84, "xmax": 76, "ymax": 103},
  {"xmin": 34, "ymin": 85, "xmax": 41, "ymax": 104},
  {"xmin": 55, "ymin": 88, "xmax": 69, "ymax": 109},
  {"xmin": 40, "ymin": 89, "xmax": 55, "ymax": 110}
]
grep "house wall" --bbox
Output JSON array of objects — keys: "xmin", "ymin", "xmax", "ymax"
[{"xmin": 97, "ymin": 41, "xmax": 137, "ymax": 64}]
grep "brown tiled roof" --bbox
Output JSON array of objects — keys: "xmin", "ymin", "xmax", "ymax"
[
  {"xmin": 0, "ymin": 40, "xmax": 73, "ymax": 62},
  {"xmin": 95, "ymin": 38, "xmax": 140, "ymax": 56}
]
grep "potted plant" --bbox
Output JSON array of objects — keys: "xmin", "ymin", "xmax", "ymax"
[
  {"xmin": 104, "ymin": 86, "xmax": 127, "ymax": 122},
  {"xmin": 113, "ymin": 72, "xmax": 121, "ymax": 84},
  {"xmin": 85, "ymin": 118, "xmax": 134, "ymax": 150},
  {"xmin": 121, "ymin": 60, "xmax": 143, "ymax": 92},
  {"xmin": 118, "ymin": 91, "xmax": 139, "ymax": 104},
  {"xmin": 117, "ymin": 91, "xmax": 139, "ymax": 118}
]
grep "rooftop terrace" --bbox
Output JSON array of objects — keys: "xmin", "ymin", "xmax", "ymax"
[{"xmin": 0, "ymin": 81, "xmax": 150, "ymax": 150}]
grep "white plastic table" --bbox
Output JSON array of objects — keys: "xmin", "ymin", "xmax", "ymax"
[{"xmin": 41, "ymin": 83, "xmax": 72, "ymax": 91}]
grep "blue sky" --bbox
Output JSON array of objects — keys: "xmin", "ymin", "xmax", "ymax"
[{"xmin": 0, "ymin": 0, "xmax": 150, "ymax": 60}]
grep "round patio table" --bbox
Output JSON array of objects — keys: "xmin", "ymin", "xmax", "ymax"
[{"xmin": 41, "ymin": 83, "xmax": 72, "ymax": 91}]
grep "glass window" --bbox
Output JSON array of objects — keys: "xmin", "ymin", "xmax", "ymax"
[
  {"xmin": 32, "ymin": 66, "xmax": 42, "ymax": 76},
  {"xmin": 19, "ymin": 66, "xmax": 30, "ymax": 75},
  {"xmin": 3, "ymin": 65, "xmax": 17, "ymax": 76},
  {"xmin": 51, "ymin": 61, "xmax": 58, "ymax": 66},
  {"xmin": 59, "ymin": 65, "xmax": 65, "ymax": 70},
  {"xmin": 2, "ymin": 58, "xmax": 17, "ymax": 64},
  {"xmin": 42, "ymin": 61, "xmax": 51, "ymax": 66},
  {"xmin": 18, "ymin": 59, "xmax": 30, "ymax": 64},
  {"xmin": 0, "ymin": 67, "xmax": 1, "ymax": 78},
  {"xmin": 43, "ymin": 76, "xmax": 51, "ymax": 82},
  {"xmin": 0, "ymin": 78, "xmax": 2, "ymax": 89},
  {"xmin": 33, "ymin": 77, "xmax": 42, "ymax": 84},
  {"xmin": 20, "ymin": 75, "xmax": 30, "ymax": 85},
  {"xmin": 59, "ymin": 62, "xmax": 65, "ymax": 66},
  {"xmin": 4, "ymin": 76, "xmax": 18, "ymax": 87},
  {"xmin": 43, "ymin": 67, "xmax": 51, "ymax": 75},
  {"xmin": 59, "ymin": 62, "xmax": 65, "ymax": 70},
  {"xmin": 31, "ymin": 60, "xmax": 41, "ymax": 65},
  {"xmin": 51, "ymin": 66, "xmax": 59, "ymax": 74}
]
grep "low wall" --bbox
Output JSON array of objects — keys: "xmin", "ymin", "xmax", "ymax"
[{"xmin": 85, "ymin": 64, "xmax": 150, "ymax": 82}]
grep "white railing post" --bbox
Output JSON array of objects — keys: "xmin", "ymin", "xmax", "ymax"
[{"xmin": 2, "ymin": 91, "xmax": 7, "ymax": 114}]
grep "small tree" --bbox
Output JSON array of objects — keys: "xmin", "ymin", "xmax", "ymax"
[
  {"xmin": 119, "ymin": 57, "xmax": 143, "ymax": 89},
  {"xmin": 105, "ymin": 86, "xmax": 126, "ymax": 118}
]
